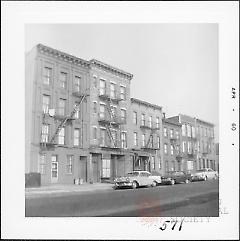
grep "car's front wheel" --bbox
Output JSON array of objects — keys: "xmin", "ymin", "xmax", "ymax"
[
  {"xmin": 204, "ymin": 176, "xmax": 207, "ymax": 181},
  {"xmin": 152, "ymin": 181, "xmax": 157, "ymax": 187},
  {"xmin": 132, "ymin": 181, "xmax": 138, "ymax": 189},
  {"xmin": 185, "ymin": 179, "xmax": 189, "ymax": 184},
  {"xmin": 170, "ymin": 179, "xmax": 175, "ymax": 185}
]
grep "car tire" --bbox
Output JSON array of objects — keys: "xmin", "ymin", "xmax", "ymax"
[
  {"xmin": 152, "ymin": 181, "xmax": 157, "ymax": 187},
  {"xmin": 132, "ymin": 181, "xmax": 138, "ymax": 189},
  {"xmin": 170, "ymin": 179, "xmax": 175, "ymax": 185},
  {"xmin": 185, "ymin": 179, "xmax": 189, "ymax": 184},
  {"xmin": 204, "ymin": 176, "xmax": 207, "ymax": 181}
]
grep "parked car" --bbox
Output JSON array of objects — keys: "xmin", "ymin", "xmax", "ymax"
[
  {"xmin": 149, "ymin": 170, "xmax": 162, "ymax": 186},
  {"xmin": 114, "ymin": 171, "xmax": 158, "ymax": 189},
  {"xmin": 161, "ymin": 171, "xmax": 191, "ymax": 185},
  {"xmin": 191, "ymin": 168, "xmax": 218, "ymax": 181}
]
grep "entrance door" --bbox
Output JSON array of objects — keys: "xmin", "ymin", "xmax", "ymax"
[
  {"xmin": 51, "ymin": 155, "xmax": 58, "ymax": 183},
  {"xmin": 79, "ymin": 156, "xmax": 87, "ymax": 182}
]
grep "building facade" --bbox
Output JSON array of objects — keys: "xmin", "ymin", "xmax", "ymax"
[{"xmin": 162, "ymin": 117, "xmax": 182, "ymax": 173}]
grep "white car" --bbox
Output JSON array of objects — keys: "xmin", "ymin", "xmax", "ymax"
[
  {"xmin": 114, "ymin": 171, "xmax": 161, "ymax": 189},
  {"xmin": 191, "ymin": 168, "xmax": 218, "ymax": 181}
]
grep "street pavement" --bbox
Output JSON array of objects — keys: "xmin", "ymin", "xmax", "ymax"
[{"xmin": 25, "ymin": 180, "xmax": 219, "ymax": 217}]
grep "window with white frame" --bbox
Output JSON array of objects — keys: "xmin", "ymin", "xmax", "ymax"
[
  {"xmin": 111, "ymin": 129, "xmax": 117, "ymax": 145},
  {"xmin": 74, "ymin": 128, "xmax": 80, "ymax": 146},
  {"xmin": 74, "ymin": 76, "xmax": 81, "ymax": 92},
  {"xmin": 93, "ymin": 102, "xmax": 97, "ymax": 113},
  {"xmin": 182, "ymin": 141, "xmax": 186, "ymax": 153},
  {"xmin": 133, "ymin": 111, "xmax": 137, "ymax": 125},
  {"xmin": 134, "ymin": 132, "xmax": 138, "ymax": 146},
  {"xmin": 121, "ymin": 132, "xmax": 127, "ymax": 148},
  {"xmin": 182, "ymin": 124, "xmax": 186, "ymax": 136},
  {"xmin": 66, "ymin": 155, "xmax": 74, "ymax": 174},
  {"xmin": 197, "ymin": 141, "xmax": 200, "ymax": 152},
  {"xmin": 151, "ymin": 156, "xmax": 155, "ymax": 170},
  {"xmin": 192, "ymin": 126, "xmax": 195, "ymax": 138},
  {"xmin": 58, "ymin": 128, "xmax": 65, "ymax": 145},
  {"xmin": 187, "ymin": 124, "xmax": 191, "ymax": 137},
  {"xmin": 59, "ymin": 99, "xmax": 66, "ymax": 116},
  {"xmin": 99, "ymin": 79, "xmax": 106, "ymax": 95},
  {"xmin": 93, "ymin": 76, "xmax": 97, "ymax": 88},
  {"xmin": 74, "ymin": 102, "xmax": 80, "ymax": 119},
  {"xmin": 142, "ymin": 134, "xmax": 146, "ymax": 147},
  {"xmin": 149, "ymin": 116, "xmax": 152, "ymax": 128},
  {"xmin": 111, "ymin": 105, "xmax": 117, "ymax": 118},
  {"xmin": 93, "ymin": 127, "xmax": 97, "ymax": 140},
  {"xmin": 38, "ymin": 154, "xmax": 46, "ymax": 174},
  {"xmin": 43, "ymin": 67, "xmax": 52, "ymax": 85},
  {"xmin": 157, "ymin": 136, "xmax": 160, "ymax": 149},
  {"xmin": 41, "ymin": 124, "xmax": 49, "ymax": 143},
  {"xmin": 205, "ymin": 128, "xmax": 207, "ymax": 137},
  {"xmin": 100, "ymin": 128, "xmax": 106, "ymax": 146},
  {"xmin": 164, "ymin": 127, "xmax": 168, "ymax": 137},
  {"xmin": 110, "ymin": 83, "xmax": 116, "ymax": 99},
  {"xmin": 156, "ymin": 117, "xmax": 160, "ymax": 128},
  {"xmin": 42, "ymin": 95, "xmax": 50, "ymax": 114},
  {"xmin": 170, "ymin": 145, "xmax": 174, "ymax": 155},
  {"xmin": 102, "ymin": 159, "xmax": 110, "ymax": 178},
  {"xmin": 141, "ymin": 114, "xmax": 145, "ymax": 126},
  {"xmin": 121, "ymin": 109, "xmax": 126, "ymax": 122},
  {"xmin": 158, "ymin": 158, "xmax": 161, "ymax": 169},
  {"xmin": 99, "ymin": 104, "xmax": 105, "ymax": 118},
  {"xmin": 120, "ymin": 86, "xmax": 126, "ymax": 100},
  {"xmin": 187, "ymin": 141, "xmax": 191, "ymax": 153},
  {"xmin": 164, "ymin": 143, "xmax": 168, "ymax": 154},
  {"xmin": 176, "ymin": 130, "xmax": 179, "ymax": 139},
  {"xmin": 170, "ymin": 129, "xmax": 174, "ymax": 138},
  {"xmin": 60, "ymin": 72, "xmax": 67, "ymax": 89}
]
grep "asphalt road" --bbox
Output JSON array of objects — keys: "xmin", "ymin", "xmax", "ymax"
[{"xmin": 25, "ymin": 180, "xmax": 219, "ymax": 217}]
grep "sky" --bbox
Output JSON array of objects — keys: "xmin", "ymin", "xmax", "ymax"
[{"xmin": 25, "ymin": 24, "xmax": 219, "ymax": 140}]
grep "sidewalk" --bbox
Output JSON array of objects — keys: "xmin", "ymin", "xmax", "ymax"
[{"xmin": 25, "ymin": 183, "xmax": 114, "ymax": 198}]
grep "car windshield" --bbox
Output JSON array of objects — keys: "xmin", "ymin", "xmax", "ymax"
[{"xmin": 126, "ymin": 172, "xmax": 139, "ymax": 177}]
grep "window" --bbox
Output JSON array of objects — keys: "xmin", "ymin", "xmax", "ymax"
[
  {"xmin": 51, "ymin": 155, "xmax": 58, "ymax": 178},
  {"xmin": 187, "ymin": 142, "xmax": 191, "ymax": 153},
  {"xmin": 192, "ymin": 126, "xmax": 195, "ymax": 138},
  {"xmin": 164, "ymin": 143, "xmax": 168, "ymax": 154},
  {"xmin": 60, "ymin": 72, "xmax": 67, "ymax": 89},
  {"xmin": 158, "ymin": 158, "xmax": 161, "ymax": 169},
  {"xmin": 74, "ymin": 76, "xmax": 81, "ymax": 92},
  {"xmin": 134, "ymin": 132, "xmax": 138, "ymax": 146},
  {"xmin": 110, "ymin": 83, "xmax": 116, "ymax": 99},
  {"xmin": 157, "ymin": 136, "xmax": 160, "ymax": 149},
  {"xmin": 38, "ymin": 154, "xmax": 46, "ymax": 174},
  {"xmin": 99, "ymin": 79, "xmax": 106, "ymax": 95},
  {"xmin": 66, "ymin": 155, "xmax": 74, "ymax": 174},
  {"xmin": 102, "ymin": 159, "xmax": 110, "ymax": 178},
  {"xmin": 93, "ymin": 127, "xmax": 97, "ymax": 140},
  {"xmin": 93, "ymin": 102, "xmax": 97, "ymax": 113},
  {"xmin": 156, "ymin": 117, "xmax": 160, "ymax": 128},
  {"xmin": 111, "ymin": 129, "xmax": 117, "ymax": 144},
  {"xmin": 149, "ymin": 116, "xmax": 152, "ymax": 128},
  {"xmin": 121, "ymin": 132, "xmax": 127, "ymax": 148},
  {"xmin": 58, "ymin": 128, "xmax": 65, "ymax": 145},
  {"xmin": 42, "ymin": 95, "xmax": 50, "ymax": 114},
  {"xmin": 205, "ymin": 128, "xmax": 207, "ymax": 137},
  {"xmin": 43, "ymin": 67, "xmax": 52, "ymax": 85},
  {"xmin": 182, "ymin": 141, "xmax": 186, "ymax": 153},
  {"xmin": 176, "ymin": 130, "xmax": 179, "ymax": 139},
  {"xmin": 164, "ymin": 127, "xmax": 167, "ymax": 137},
  {"xmin": 171, "ymin": 161, "xmax": 175, "ymax": 171},
  {"xmin": 170, "ymin": 145, "xmax": 174, "ymax": 155},
  {"xmin": 121, "ymin": 109, "xmax": 126, "ymax": 122},
  {"xmin": 141, "ymin": 114, "xmax": 145, "ymax": 126},
  {"xmin": 197, "ymin": 141, "xmax": 200, "ymax": 152},
  {"xmin": 74, "ymin": 128, "xmax": 80, "ymax": 146},
  {"xmin": 120, "ymin": 86, "xmax": 126, "ymax": 100},
  {"xmin": 170, "ymin": 129, "xmax": 174, "ymax": 138},
  {"xmin": 100, "ymin": 128, "xmax": 106, "ymax": 146},
  {"xmin": 110, "ymin": 105, "xmax": 117, "ymax": 118},
  {"xmin": 165, "ymin": 161, "xmax": 169, "ymax": 172},
  {"xmin": 93, "ymin": 76, "xmax": 97, "ymax": 88},
  {"xmin": 74, "ymin": 102, "xmax": 80, "ymax": 119},
  {"xmin": 99, "ymin": 104, "xmax": 105, "ymax": 118},
  {"xmin": 59, "ymin": 99, "xmax": 66, "ymax": 116},
  {"xmin": 142, "ymin": 134, "xmax": 146, "ymax": 147},
  {"xmin": 151, "ymin": 156, "xmax": 155, "ymax": 170},
  {"xmin": 133, "ymin": 111, "xmax": 137, "ymax": 125},
  {"xmin": 182, "ymin": 124, "xmax": 186, "ymax": 136},
  {"xmin": 41, "ymin": 124, "xmax": 49, "ymax": 143},
  {"xmin": 187, "ymin": 124, "xmax": 191, "ymax": 137}
]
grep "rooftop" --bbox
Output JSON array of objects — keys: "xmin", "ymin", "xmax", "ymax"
[{"xmin": 131, "ymin": 98, "xmax": 162, "ymax": 111}]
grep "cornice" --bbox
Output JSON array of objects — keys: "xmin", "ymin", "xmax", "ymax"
[
  {"xmin": 131, "ymin": 97, "xmax": 162, "ymax": 111},
  {"xmin": 90, "ymin": 59, "xmax": 133, "ymax": 80}
]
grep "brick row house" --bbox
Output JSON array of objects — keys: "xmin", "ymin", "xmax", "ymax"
[{"xmin": 25, "ymin": 44, "xmax": 217, "ymax": 185}]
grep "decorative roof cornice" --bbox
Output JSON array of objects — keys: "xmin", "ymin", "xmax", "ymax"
[
  {"xmin": 196, "ymin": 118, "xmax": 214, "ymax": 127},
  {"xmin": 163, "ymin": 118, "xmax": 182, "ymax": 126},
  {"xmin": 131, "ymin": 98, "xmax": 162, "ymax": 111},
  {"xmin": 37, "ymin": 44, "xmax": 90, "ymax": 68},
  {"xmin": 90, "ymin": 59, "xmax": 133, "ymax": 80}
]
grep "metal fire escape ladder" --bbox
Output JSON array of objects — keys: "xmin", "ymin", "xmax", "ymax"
[
  {"xmin": 49, "ymin": 93, "xmax": 88, "ymax": 144},
  {"xmin": 146, "ymin": 128, "xmax": 154, "ymax": 148},
  {"xmin": 105, "ymin": 99, "xmax": 117, "ymax": 148}
]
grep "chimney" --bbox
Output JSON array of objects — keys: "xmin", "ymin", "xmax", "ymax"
[{"xmin": 163, "ymin": 112, "xmax": 166, "ymax": 119}]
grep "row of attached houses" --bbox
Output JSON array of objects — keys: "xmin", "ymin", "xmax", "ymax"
[{"xmin": 25, "ymin": 44, "xmax": 218, "ymax": 185}]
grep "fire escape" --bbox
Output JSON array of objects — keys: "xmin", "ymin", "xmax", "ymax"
[
  {"xmin": 98, "ymin": 87, "xmax": 125, "ymax": 150},
  {"xmin": 40, "ymin": 90, "xmax": 89, "ymax": 151}
]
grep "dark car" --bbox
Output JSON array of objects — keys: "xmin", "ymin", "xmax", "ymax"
[{"xmin": 161, "ymin": 171, "xmax": 191, "ymax": 185}]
